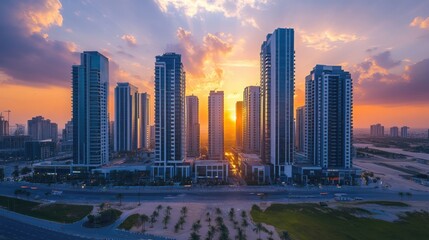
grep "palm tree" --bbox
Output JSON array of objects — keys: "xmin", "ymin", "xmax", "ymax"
[
  {"xmin": 240, "ymin": 210, "xmax": 247, "ymax": 219},
  {"xmin": 179, "ymin": 216, "xmax": 186, "ymax": 230},
  {"xmin": 280, "ymin": 231, "xmax": 290, "ymax": 240},
  {"xmin": 181, "ymin": 206, "xmax": 188, "ymax": 217},
  {"xmin": 253, "ymin": 223, "xmax": 263, "ymax": 240},
  {"xmin": 406, "ymin": 192, "xmax": 413, "ymax": 199},
  {"xmin": 166, "ymin": 206, "xmax": 172, "ymax": 216},
  {"xmin": 205, "ymin": 226, "xmax": 216, "ymax": 240},
  {"xmin": 149, "ymin": 213, "xmax": 157, "ymax": 228},
  {"xmin": 192, "ymin": 220, "xmax": 202, "ymax": 233},
  {"xmin": 228, "ymin": 208, "xmax": 235, "ymax": 221},
  {"xmin": 116, "ymin": 193, "xmax": 123, "ymax": 205},
  {"xmin": 189, "ymin": 231, "xmax": 201, "ymax": 240},
  {"xmin": 235, "ymin": 227, "xmax": 246, "ymax": 240},
  {"xmin": 162, "ymin": 215, "xmax": 170, "ymax": 229},
  {"xmin": 241, "ymin": 219, "xmax": 248, "ymax": 228},
  {"xmin": 206, "ymin": 212, "xmax": 212, "ymax": 226},
  {"xmin": 140, "ymin": 214, "xmax": 149, "ymax": 232},
  {"xmin": 215, "ymin": 216, "xmax": 224, "ymax": 227},
  {"xmin": 215, "ymin": 208, "xmax": 222, "ymax": 215},
  {"xmin": 156, "ymin": 204, "xmax": 163, "ymax": 213}
]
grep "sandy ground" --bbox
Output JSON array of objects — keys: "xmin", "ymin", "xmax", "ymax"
[{"xmin": 113, "ymin": 201, "xmax": 279, "ymax": 240}]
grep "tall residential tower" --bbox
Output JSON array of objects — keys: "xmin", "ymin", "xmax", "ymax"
[
  {"xmin": 186, "ymin": 95, "xmax": 200, "ymax": 157},
  {"xmin": 305, "ymin": 65, "xmax": 353, "ymax": 169},
  {"xmin": 153, "ymin": 53, "xmax": 188, "ymax": 179},
  {"xmin": 260, "ymin": 28, "xmax": 295, "ymax": 178},
  {"xmin": 114, "ymin": 82, "xmax": 139, "ymax": 152},
  {"xmin": 243, "ymin": 86, "xmax": 260, "ymax": 153},
  {"xmin": 208, "ymin": 90, "xmax": 224, "ymax": 160},
  {"xmin": 72, "ymin": 51, "xmax": 109, "ymax": 166}
]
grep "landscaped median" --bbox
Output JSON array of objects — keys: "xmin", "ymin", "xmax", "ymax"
[
  {"xmin": 0, "ymin": 195, "xmax": 93, "ymax": 223},
  {"xmin": 251, "ymin": 203, "xmax": 429, "ymax": 240}
]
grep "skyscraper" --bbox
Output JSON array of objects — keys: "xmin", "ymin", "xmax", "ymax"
[
  {"xmin": 305, "ymin": 65, "xmax": 353, "ymax": 169},
  {"xmin": 243, "ymin": 86, "xmax": 260, "ymax": 153},
  {"xmin": 114, "ymin": 82, "xmax": 139, "ymax": 152},
  {"xmin": 235, "ymin": 101, "xmax": 243, "ymax": 149},
  {"xmin": 208, "ymin": 90, "xmax": 224, "ymax": 160},
  {"xmin": 400, "ymin": 126, "xmax": 409, "ymax": 138},
  {"xmin": 370, "ymin": 124, "xmax": 384, "ymax": 137},
  {"xmin": 27, "ymin": 116, "xmax": 57, "ymax": 142},
  {"xmin": 154, "ymin": 53, "xmax": 188, "ymax": 179},
  {"xmin": 295, "ymin": 106, "xmax": 305, "ymax": 153},
  {"xmin": 260, "ymin": 28, "xmax": 295, "ymax": 178},
  {"xmin": 390, "ymin": 126, "xmax": 399, "ymax": 137},
  {"xmin": 72, "ymin": 51, "xmax": 109, "ymax": 166},
  {"xmin": 139, "ymin": 93, "xmax": 150, "ymax": 150},
  {"xmin": 186, "ymin": 95, "xmax": 200, "ymax": 157}
]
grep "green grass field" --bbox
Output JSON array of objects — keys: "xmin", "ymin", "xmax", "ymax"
[
  {"xmin": 251, "ymin": 203, "xmax": 429, "ymax": 240},
  {"xmin": 118, "ymin": 213, "xmax": 140, "ymax": 230},
  {"xmin": 0, "ymin": 195, "xmax": 93, "ymax": 223}
]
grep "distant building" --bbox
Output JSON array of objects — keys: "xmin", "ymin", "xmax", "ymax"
[
  {"xmin": 400, "ymin": 126, "xmax": 409, "ymax": 138},
  {"xmin": 13, "ymin": 124, "xmax": 25, "ymax": 136},
  {"xmin": 0, "ymin": 135, "xmax": 31, "ymax": 159},
  {"xmin": 114, "ymin": 82, "xmax": 139, "ymax": 152},
  {"xmin": 305, "ymin": 65, "xmax": 353, "ymax": 169},
  {"xmin": 61, "ymin": 120, "xmax": 73, "ymax": 153},
  {"xmin": 0, "ymin": 115, "xmax": 9, "ymax": 136},
  {"xmin": 390, "ymin": 126, "xmax": 399, "ymax": 137},
  {"xmin": 260, "ymin": 28, "xmax": 295, "ymax": 179},
  {"xmin": 25, "ymin": 140, "xmax": 56, "ymax": 161},
  {"xmin": 242, "ymin": 86, "xmax": 260, "ymax": 153},
  {"xmin": 139, "ymin": 93, "xmax": 150, "ymax": 150},
  {"xmin": 235, "ymin": 101, "xmax": 243, "ymax": 149},
  {"xmin": 370, "ymin": 124, "xmax": 384, "ymax": 137},
  {"xmin": 295, "ymin": 106, "xmax": 305, "ymax": 153},
  {"xmin": 208, "ymin": 90, "xmax": 224, "ymax": 160},
  {"xmin": 72, "ymin": 51, "xmax": 109, "ymax": 166},
  {"xmin": 28, "ymin": 116, "xmax": 58, "ymax": 142},
  {"xmin": 149, "ymin": 125, "xmax": 155, "ymax": 150},
  {"xmin": 186, "ymin": 95, "xmax": 200, "ymax": 157},
  {"xmin": 153, "ymin": 53, "xmax": 189, "ymax": 179}
]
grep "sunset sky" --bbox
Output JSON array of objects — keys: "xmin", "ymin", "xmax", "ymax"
[{"xmin": 1, "ymin": 0, "xmax": 429, "ymax": 144}]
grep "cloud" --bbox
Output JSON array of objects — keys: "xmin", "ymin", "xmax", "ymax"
[
  {"xmin": 352, "ymin": 52, "xmax": 429, "ymax": 105},
  {"xmin": 154, "ymin": 0, "xmax": 267, "ymax": 28},
  {"xmin": 372, "ymin": 51, "xmax": 401, "ymax": 69},
  {"xmin": 166, "ymin": 27, "xmax": 234, "ymax": 92},
  {"xmin": 410, "ymin": 16, "xmax": 429, "ymax": 29},
  {"xmin": 121, "ymin": 34, "xmax": 138, "ymax": 47},
  {"xmin": 300, "ymin": 30, "xmax": 361, "ymax": 51},
  {"xmin": 0, "ymin": 0, "xmax": 79, "ymax": 87}
]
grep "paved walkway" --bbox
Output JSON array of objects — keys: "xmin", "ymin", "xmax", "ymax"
[{"xmin": 0, "ymin": 208, "xmax": 172, "ymax": 240}]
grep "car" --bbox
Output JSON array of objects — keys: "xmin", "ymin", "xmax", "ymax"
[
  {"xmin": 30, "ymin": 186, "xmax": 38, "ymax": 190},
  {"xmin": 354, "ymin": 197, "xmax": 364, "ymax": 200},
  {"xmin": 320, "ymin": 192, "xmax": 328, "ymax": 195},
  {"xmin": 20, "ymin": 185, "xmax": 29, "ymax": 189}
]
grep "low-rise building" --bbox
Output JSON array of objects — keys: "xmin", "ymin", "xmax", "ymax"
[
  {"xmin": 238, "ymin": 153, "xmax": 270, "ymax": 184},
  {"xmin": 193, "ymin": 160, "xmax": 229, "ymax": 183}
]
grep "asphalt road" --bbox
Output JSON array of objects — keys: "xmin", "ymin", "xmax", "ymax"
[
  {"xmin": 0, "ymin": 216, "xmax": 89, "ymax": 240},
  {"xmin": 1, "ymin": 182, "xmax": 429, "ymax": 204}
]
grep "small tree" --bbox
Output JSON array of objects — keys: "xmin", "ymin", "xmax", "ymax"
[
  {"xmin": 206, "ymin": 225, "xmax": 216, "ymax": 240},
  {"xmin": 241, "ymin": 219, "xmax": 248, "ymax": 228},
  {"xmin": 406, "ymin": 192, "xmax": 413, "ymax": 199},
  {"xmin": 399, "ymin": 192, "xmax": 404, "ymax": 200},
  {"xmin": 179, "ymin": 216, "xmax": 186, "ymax": 230},
  {"xmin": 140, "ymin": 214, "xmax": 149, "ymax": 232},
  {"xmin": 235, "ymin": 227, "xmax": 246, "ymax": 240}
]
